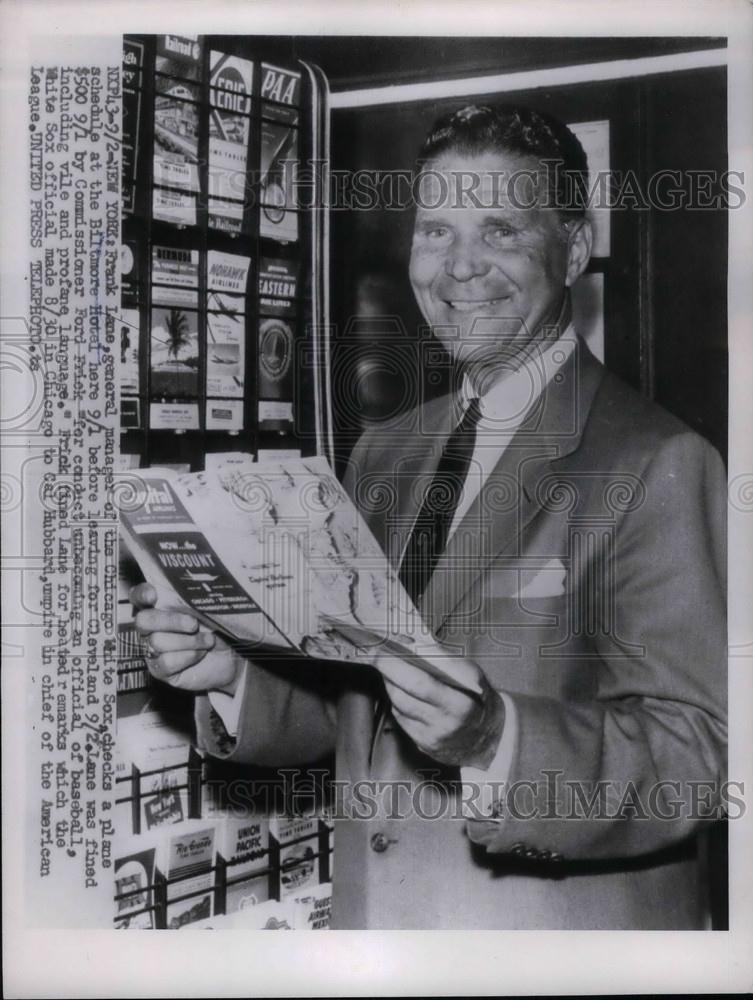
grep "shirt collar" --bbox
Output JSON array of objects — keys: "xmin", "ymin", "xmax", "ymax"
[{"xmin": 460, "ymin": 323, "xmax": 577, "ymax": 429}]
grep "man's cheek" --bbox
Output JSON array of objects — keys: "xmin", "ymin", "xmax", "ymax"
[
  {"xmin": 410, "ymin": 266, "xmax": 439, "ymax": 304},
  {"xmin": 409, "ymin": 253, "xmax": 434, "ymax": 284}
]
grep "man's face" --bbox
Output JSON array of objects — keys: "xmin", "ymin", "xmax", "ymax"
[{"xmin": 409, "ymin": 149, "xmax": 591, "ymax": 383}]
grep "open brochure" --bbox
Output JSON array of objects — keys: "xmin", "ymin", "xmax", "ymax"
[{"xmin": 119, "ymin": 455, "xmax": 481, "ymax": 695}]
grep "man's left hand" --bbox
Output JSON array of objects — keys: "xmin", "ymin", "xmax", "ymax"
[{"xmin": 374, "ymin": 654, "xmax": 505, "ymax": 768}]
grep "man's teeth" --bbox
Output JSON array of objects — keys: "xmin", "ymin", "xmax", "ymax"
[{"xmin": 447, "ymin": 298, "xmax": 507, "ymax": 312}]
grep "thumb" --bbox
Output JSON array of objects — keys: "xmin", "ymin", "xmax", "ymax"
[
  {"xmin": 129, "ymin": 582, "xmax": 158, "ymax": 609},
  {"xmin": 129, "ymin": 581, "xmax": 194, "ymax": 619}
]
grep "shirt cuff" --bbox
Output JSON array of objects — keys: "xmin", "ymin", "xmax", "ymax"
[
  {"xmin": 460, "ymin": 691, "xmax": 518, "ymax": 819},
  {"xmin": 207, "ymin": 668, "xmax": 248, "ymax": 738}
]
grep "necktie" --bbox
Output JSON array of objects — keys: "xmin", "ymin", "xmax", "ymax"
[{"xmin": 398, "ymin": 397, "xmax": 482, "ymax": 604}]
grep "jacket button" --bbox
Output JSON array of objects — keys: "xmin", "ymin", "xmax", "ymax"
[
  {"xmin": 370, "ymin": 832, "xmax": 390, "ymax": 853},
  {"xmin": 524, "ymin": 847, "xmax": 538, "ymax": 860},
  {"xmin": 510, "ymin": 843, "xmax": 525, "ymax": 856}
]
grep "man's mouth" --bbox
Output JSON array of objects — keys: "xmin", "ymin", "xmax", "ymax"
[{"xmin": 444, "ymin": 296, "xmax": 510, "ymax": 313}]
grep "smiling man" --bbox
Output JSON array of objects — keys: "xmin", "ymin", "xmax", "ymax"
[
  {"xmin": 133, "ymin": 104, "xmax": 727, "ymax": 929},
  {"xmin": 410, "ymin": 142, "xmax": 590, "ymax": 383}
]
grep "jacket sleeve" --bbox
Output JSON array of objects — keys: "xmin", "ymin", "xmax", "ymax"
[
  {"xmin": 466, "ymin": 431, "xmax": 728, "ymax": 861},
  {"xmin": 195, "ymin": 653, "xmax": 338, "ymax": 766}
]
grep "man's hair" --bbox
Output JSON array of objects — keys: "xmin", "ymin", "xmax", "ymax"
[{"xmin": 416, "ymin": 103, "xmax": 589, "ymax": 219}]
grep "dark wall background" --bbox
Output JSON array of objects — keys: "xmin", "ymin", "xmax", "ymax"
[{"xmin": 644, "ymin": 68, "xmax": 729, "ymax": 455}]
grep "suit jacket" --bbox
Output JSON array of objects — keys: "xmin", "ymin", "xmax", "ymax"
[{"xmin": 196, "ymin": 339, "xmax": 727, "ymax": 929}]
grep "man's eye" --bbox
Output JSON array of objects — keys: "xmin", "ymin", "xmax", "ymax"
[
  {"xmin": 488, "ymin": 226, "xmax": 515, "ymax": 242},
  {"xmin": 426, "ymin": 227, "xmax": 450, "ymax": 239}
]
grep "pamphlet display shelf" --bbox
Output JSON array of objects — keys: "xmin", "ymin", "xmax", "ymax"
[
  {"xmin": 112, "ymin": 812, "xmax": 333, "ymax": 929},
  {"xmin": 116, "ymin": 33, "xmax": 332, "ymax": 929}
]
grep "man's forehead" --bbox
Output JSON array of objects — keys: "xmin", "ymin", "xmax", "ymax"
[{"xmin": 416, "ymin": 152, "xmax": 546, "ymax": 212}]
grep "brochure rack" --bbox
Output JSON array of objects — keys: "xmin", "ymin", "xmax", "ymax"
[{"xmin": 116, "ymin": 34, "xmax": 333, "ymax": 929}]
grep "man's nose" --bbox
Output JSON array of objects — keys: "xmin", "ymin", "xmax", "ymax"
[{"xmin": 444, "ymin": 237, "xmax": 490, "ymax": 282}]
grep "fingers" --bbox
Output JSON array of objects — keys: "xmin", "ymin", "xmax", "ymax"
[
  {"xmin": 383, "ymin": 673, "xmax": 504, "ymax": 769},
  {"xmin": 135, "ymin": 607, "xmax": 200, "ymax": 637},
  {"xmin": 147, "ymin": 629, "xmax": 216, "ymax": 656},
  {"xmin": 128, "ymin": 581, "xmax": 240, "ymax": 695},
  {"xmin": 147, "ymin": 647, "xmax": 214, "ymax": 682},
  {"xmin": 373, "ymin": 655, "xmax": 441, "ymax": 703},
  {"xmin": 137, "ymin": 616, "xmax": 216, "ymax": 683},
  {"xmin": 374, "ymin": 653, "xmax": 499, "ymax": 766},
  {"xmin": 382, "ymin": 678, "xmax": 432, "ymax": 723},
  {"xmin": 374, "ymin": 654, "xmax": 469, "ymax": 711},
  {"xmin": 146, "ymin": 644, "xmax": 243, "ymax": 695}
]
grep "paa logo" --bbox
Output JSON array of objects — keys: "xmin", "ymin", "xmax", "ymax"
[{"xmin": 261, "ymin": 66, "xmax": 299, "ymax": 106}]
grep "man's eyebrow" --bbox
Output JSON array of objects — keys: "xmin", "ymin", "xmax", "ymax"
[
  {"xmin": 413, "ymin": 215, "xmax": 453, "ymax": 230},
  {"xmin": 477, "ymin": 212, "xmax": 521, "ymax": 227}
]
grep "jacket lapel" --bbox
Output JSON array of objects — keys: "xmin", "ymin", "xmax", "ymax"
[{"xmin": 419, "ymin": 340, "xmax": 605, "ymax": 634}]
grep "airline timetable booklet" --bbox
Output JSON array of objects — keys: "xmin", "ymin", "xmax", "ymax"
[{"xmin": 119, "ymin": 454, "xmax": 481, "ymax": 695}]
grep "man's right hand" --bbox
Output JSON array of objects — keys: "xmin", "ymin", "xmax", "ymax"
[{"xmin": 131, "ymin": 582, "xmax": 243, "ymax": 696}]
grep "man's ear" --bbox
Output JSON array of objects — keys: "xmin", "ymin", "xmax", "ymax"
[{"xmin": 564, "ymin": 217, "xmax": 593, "ymax": 287}]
